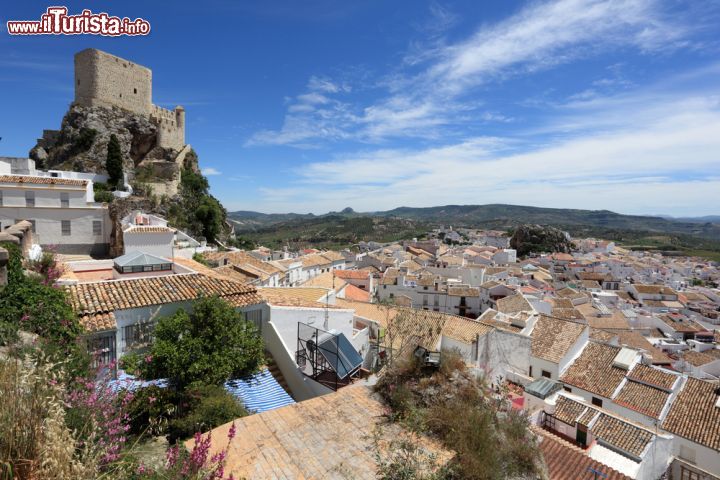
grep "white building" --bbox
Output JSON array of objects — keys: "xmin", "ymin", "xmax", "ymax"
[{"xmin": 0, "ymin": 158, "xmax": 110, "ymax": 255}]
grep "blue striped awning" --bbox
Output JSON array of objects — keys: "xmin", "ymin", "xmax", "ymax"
[
  {"xmin": 224, "ymin": 369, "xmax": 295, "ymax": 414},
  {"xmin": 111, "ymin": 368, "xmax": 294, "ymax": 414}
]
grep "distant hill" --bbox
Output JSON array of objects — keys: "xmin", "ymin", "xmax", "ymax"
[
  {"xmin": 664, "ymin": 215, "xmax": 720, "ymax": 224},
  {"xmin": 228, "ymin": 204, "xmax": 720, "ymax": 256},
  {"xmin": 374, "ymin": 204, "xmax": 720, "ymax": 238},
  {"xmin": 229, "ymin": 213, "xmax": 427, "ymax": 250}
]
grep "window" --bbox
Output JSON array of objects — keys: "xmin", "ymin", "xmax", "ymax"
[
  {"xmin": 680, "ymin": 466, "xmax": 700, "ymax": 480},
  {"xmin": 60, "ymin": 192, "xmax": 69, "ymax": 208},
  {"xmin": 541, "ymin": 370, "xmax": 551, "ymax": 379},
  {"xmin": 244, "ymin": 309, "xmax": 263, "ymax": 332},
  {"xmin": 134, "ymin": 88, "xmax": 137, "ymax": 94},
  {"xmin": 529, "ymin": 366, "xmax": 533, "ymax": 377},
  {"xmin": 122, "ymin": 322, "xmax": 154, "ymax": 351},
  {"xmin": 25, "ymin": 191, "xmax": 35, "ymax": 207},
  {"xmin": 563, "ymin": 386, "xmax": 572, "ymax": 393},
  {"xmin": 591, "ymin": 397, "xmax": 603, "ymax": 408},
  {"xmin": 93, "ymin": 220, "xmax": 102, "ymax": 236},
  {"xmin": 61, "ymin": 220, "xmax": 71, "ymax": 236}
]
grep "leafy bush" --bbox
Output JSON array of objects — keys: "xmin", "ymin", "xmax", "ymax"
[
  {"xmin": 0, "ymin": 243, "xmax": 80, "ymax": 346},
  {"xmin": 191, "ymin": 253, "xmax": 210, "ymax": 266},
  {"xmin": 67, "ymin": 127, "xmax": 97, "ymax": 157},
  {"xmin": 166, "ymin": 168, "xmax": 227, "ymax": 244},
  {"xmin": 126, "ymin": 385, "xmax": 179, "ymax": 438},
  {"xmin": 375, "ymin": 351, "xmax": 543, "ymax": 480},
  {"xmin": 142, "ymin": 296, "xmax": 264, "ymax": 389},
  {"xmin": 166, "ymin": 385, "xmax": 246, "ymax": 443},
  {"xmin": 95, "ymin": 190, "xmax": 114, "ymax": 203},
  {"xmin": 119, "ymin": 351, "xmax": 144, "ymax": 376}
]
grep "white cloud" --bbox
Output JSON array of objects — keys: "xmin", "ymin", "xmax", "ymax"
[
  {"xmin": 247, "ymin": 89, "xmax": 720, "ymax": 216},
  {"xmin": 247, "ymin": 0, "xmax": 704, "ymax": 146},
  {"xmin": 201, "ymin": 167, "xmax": 222, "ymax": 176}
]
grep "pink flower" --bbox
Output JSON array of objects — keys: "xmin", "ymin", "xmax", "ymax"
[{"xmin": 228, "ymin": 422, "xmax": 237, "ymax": 440}]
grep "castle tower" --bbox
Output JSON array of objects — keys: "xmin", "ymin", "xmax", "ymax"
[
  {"xmin": 175, "ymin": 106, "xmax": 185, "ymax": 132},
  {"xmin": 74, "ymin": 49, "xmax": 152, "ymax": 115}
]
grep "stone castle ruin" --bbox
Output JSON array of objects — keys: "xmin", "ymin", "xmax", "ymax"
[
  {"xmin": 30, "ymin": 48, "xmax": 196, "ymax": 197},
  {"xmin": 74, "ymin": 48, "xmax": 185, "ymax": 151}
]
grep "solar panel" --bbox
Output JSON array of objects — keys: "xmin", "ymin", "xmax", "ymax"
[{"xmin": 317, "ymin": 332, "xmax": 363, "ymax": 380}]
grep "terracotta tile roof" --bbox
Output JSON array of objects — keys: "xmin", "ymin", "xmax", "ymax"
[
  {"xmin": 589, "ymin": 328, "xmax": 617, "ymax": 342},
  {"xmin": 551, "ymin": 308, "xmax": 585, "ymax": 321},
  {"xmin": 79, "ymin": 312, "xmax": 116, "ymax": 333},
  {"xmin": 592, "ymin": 414, "xmax": 653, "ymax": 458},
  {"xmin": 626, "ymin": 363, "xmax": 678, "ymax": 391},
  {"xmin": 336, "ymin": 299, "xmax": 490, "ymax": 350},
  {"xmin": 531, "ymin": 315, "xmax": 586, "ymax": 363},
  {"xmin": 189, "ymin": 385, "xmax": 449, "ymax": 480},
  {"xmin": 335, "ymin": 299, "xmax": 397, "ymax": 328},
  {"xmin": 534, "ymin": 427, "xmax": 631, "ymax": 480},
  {"xmin": 552, "ymin": 298, "xmax": 575, "ymax": 309},
  {"xmin": 614, "ymin": 380, "xmax": 669, "ymax": 419},
  {"xmin": 479, "ymin": 310, "xmax": 523, "ymax": 333},
  {"xmin": 616, "ymin": 331, "xmax": 673, "ymax": 364},
  {"xmin": 560, "ymin": 341, "xmax": 627, "ymax": 398},
  {"xmin": 658, "ymin": 314, "xmax": 703, "ymax": 333},
  {"xmin": 213, "ymin": 265, "xmax": 257, "ymax": 284},
  {"xmin": 442, "ymin": 316, "xmax": 493, "ymax": 344},
  {"xmin": 682, "ymin": 348, "xmax": 720, "ymax": 367},
  {"xmin": 343, "ymin": 284, "xmax": 371, "ymax": 302},
  {"xmin": 68, "ymin": 273, "xmax": 263, "ymax": 326},
  {"xmin": 553, "ymin": 395, "xmax": 589, "ymax": 425},
  {"xmin": 259, "ymin": 287, "xmax": 332, "ymax": 308},
  {"xmin": 634, "ymin": 284, "xmax": 676, "ymax": 295},
  {"xmin": 496, "ymin": 294, "xmax": 533, "ymax": 314},
  {"xmin": 662, "ymin": 377, "xmax": 720, "ymax": 451},
  {"xmin": 447, "ymin": 286, "xmax": 480, "ymax": 297},
  {"xmin": 319, "ymin": 251, "xmax": 345, "ymax": 262},
  {"xmin": 301, "ymin": 271, "xmax": 347, "ymax": 292},
  {"xmin": 0, "ymin": 174, "xmax": 87, "ymax": 186},
  {"xmin": 123, "ymin": 225, "xmax": 175, "ymax": 234},
  {"xmin": 333, "ymin": 269, "xmax": 370, "ymax": 280},
  {"xmin": 202, "ymin": 251, "xmax": 282, "ymax": 276},
  {"xmin": 556, "ymin": 287, "xmax": 587, "ymax": 300}
]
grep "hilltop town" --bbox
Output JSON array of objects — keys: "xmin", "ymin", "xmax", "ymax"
[{"xmin": 1, "ymin": 49, "xmax": 719, "ymax": 480}]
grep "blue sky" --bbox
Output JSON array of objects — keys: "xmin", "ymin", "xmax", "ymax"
[{"xmin": 1, "ymin": 1, "xmax": 719, "ymax": 216}]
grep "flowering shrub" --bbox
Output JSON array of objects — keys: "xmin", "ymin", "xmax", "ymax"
[
  {"xmin": 27, "ymin": 246, "xmax": 64, "ymax": 286},
  {"xmin": 65, "ymin": 364, "xmax": 134, "ymax": 467},
  {"xmin": 132, "ymin": 423, "xmax": 237, "ymax": 480}
]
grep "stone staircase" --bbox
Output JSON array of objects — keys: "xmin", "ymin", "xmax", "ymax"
[{"xmin": 266, "ymin": 356, "xmax": 293, "ymax": 399}]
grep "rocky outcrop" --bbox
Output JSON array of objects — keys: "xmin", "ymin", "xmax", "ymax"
[
  {"xmin": 30, "ymin": 104, "xmax": 196, "ymax": 193},
  {"xmin": 510, "ymin": 224, "xmax": 574, "ymax": 257}
]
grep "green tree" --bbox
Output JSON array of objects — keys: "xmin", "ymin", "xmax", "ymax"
[
  {"xmin": 105, "ymin": 134, "xmax": 124, "ymax": 188},
  {"xmin": 143, "ymin": 296, "xmax": 264, "ymax": 389},
  {"xmin": 195, "ymin": 196, "xmax": 224, "ymax": 243}
]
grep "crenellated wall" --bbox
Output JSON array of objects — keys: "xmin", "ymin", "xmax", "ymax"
[{"xmin": 74, "ymin": 49, "xmax": 185, "ymax": 150}]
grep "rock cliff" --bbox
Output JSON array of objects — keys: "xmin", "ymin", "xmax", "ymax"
[
  {"xmin": 30, "ymin": 104, "xmax": 227, "ymax": 245},
  {"xmin": 509, "ymin": 224, "xmax": 574, "ymax": 256},
  {"xmin": 30, "ymin": 104, "xmax": 198, "ymax": 192}
]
